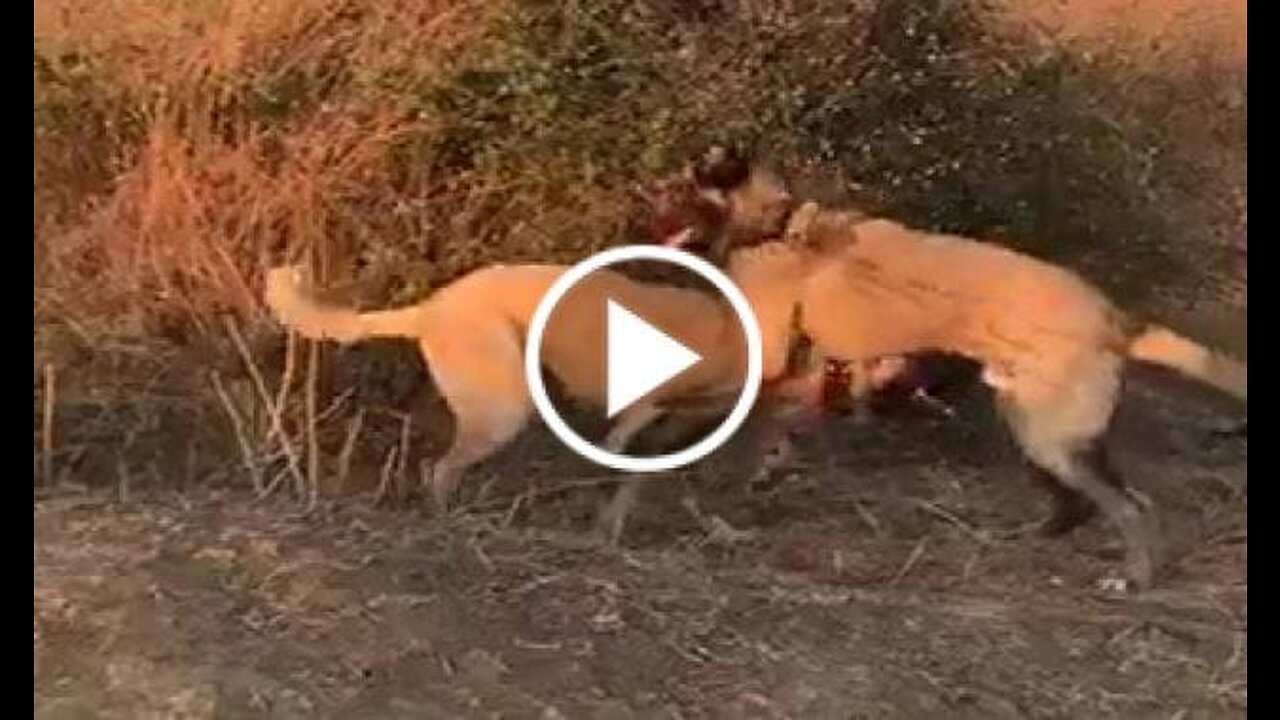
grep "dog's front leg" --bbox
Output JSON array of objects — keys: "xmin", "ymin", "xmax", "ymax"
[
  {"xmin": 764, "ymin": 365, "xmax": 833, "ymax": 432},
  {"xmin": 736, "ymin": 367, "xmax": 834, "ymax": 487},
  {"xmin": 601, "ymin": 402, "xmax": 667, "ymax": 454},
  {"xmin": 596, "ymin": 402, "xmax": 667, "ymax": 545}
]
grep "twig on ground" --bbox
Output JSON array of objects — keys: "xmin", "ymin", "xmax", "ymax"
[
  {"xmin": 210, "ymin": 370, "xmax": 263, "ymax": 492},
  {"xmin": 461, "ymin": 475, "xmax": 637, "ymax": 514},
  {"xmin": 272, "ymin": 330, "xmax": 297, "ymax": 439},
  {"xmin": 224, "ymin": 316, "xmax": 307, "ymax": 498},
  {"xmin": 336, "ymin": 408, "xmax": 365, "ymax": 490},
  {"xmin": 42, "ymin": 362, "xmax": 56, "ymax": 486},
  {"xmin": 908, "ymin": 497, "xmax": 996, "ymax": 547},
  {"xmin": 396, "ymin": 411, "xmax": 412, "ymax": 499},
  {"xmin": 116, "ymin": 458, "xmax": 132, "ymax": 503},
  {"xmin": 374, "ymin": 445, "xmax": 398, "ymax": 507},
  {"xmin": 853, "ymin": 498, "xmax": 883, "ymax": 536},
  {"xmin": 963, "ymin": 548, "xmax": 983, "ymax": 583},
  {"xmin": 501, "ymin": 491, "xmax": 527, "ymax": 529},
  {"xmin": 315, "ymin": 387, "xmax": 354, "ymax": 425},
  {"xmin": 305, "ymin": 340, "xmax": 320, "ymax": 510},
  {"xmin": 891, "ymin": 536, "xmax": 929, "ymax": 585},
  {"xmin": 262, "ymin": 466, "xmax": 292, "ymax": 499}
]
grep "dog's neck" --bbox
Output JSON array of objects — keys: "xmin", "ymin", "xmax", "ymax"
[{"xmin": 651, "ymin": 171, "xmax": 873, "ymax": 266}]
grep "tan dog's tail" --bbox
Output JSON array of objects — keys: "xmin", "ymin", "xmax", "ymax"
[
  {"xmin": 1126, "ymin": 325, "xmax": 1247, "ymax": 402},
  {"xmin": 264, "ymin": 265, "xmax": 425, "ymax": 344}
]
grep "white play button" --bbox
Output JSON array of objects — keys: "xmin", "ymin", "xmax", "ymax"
[
  {"xmin": 524, "ymin": 244, "xmax": 763, "ymax": 474},
  {"xmin": 606, "ymin": 300, "xmax": 702, "ymax": 418}
]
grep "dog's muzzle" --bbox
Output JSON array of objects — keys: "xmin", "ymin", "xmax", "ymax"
[{"xmin": 662, "ymin": 228, "xmax": 696, "ymax": 249}]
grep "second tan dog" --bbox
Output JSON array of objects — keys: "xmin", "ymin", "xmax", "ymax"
[{"xmin": 670, "ymin": 177, "xmax": 1246, "ymax": 588}]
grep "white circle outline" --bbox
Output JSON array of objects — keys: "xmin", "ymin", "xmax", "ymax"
[{"xmin": 523, "ymin": 245, "xmax": 763, "ymax": 473}]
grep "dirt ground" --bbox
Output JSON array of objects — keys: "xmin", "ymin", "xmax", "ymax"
[{"xmin": 34, "ymin": 364, "xmax": 1246, "ymax": 719}]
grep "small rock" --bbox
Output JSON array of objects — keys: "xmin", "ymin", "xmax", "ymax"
[
  {"xmin": 1098, "ymin": 576, "xmax": 1128, "ymax": 594},
  {"xmin": 193, "ymin": 547, "xmax": 237, "ymax": 564},
  {"xmin": 457, "ymin": 648, "xmax": 508, "ymax": 682}
]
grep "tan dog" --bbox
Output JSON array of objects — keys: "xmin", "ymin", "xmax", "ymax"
[
  {"xmin": 673, "ymin": 187, "xmax": 1246, "ymax": 589},
  {"xmin": 263, "ymin": 253, "xmax": 815, "ymax": 517}
]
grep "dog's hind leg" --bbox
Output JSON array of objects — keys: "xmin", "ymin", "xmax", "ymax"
[
  {"xmin": 429, "ymin": 398, "xmax": 530, "ymax": 511},
  {"xmin": 1026, "ymin": 438, "xmax": 1128, "ymax": 537},
  {"xmin": 1023, "ymin": 439, "xmax": 1159, "ymax": 588},
  {"xmin": 999, "ymin": 359, "xmax": 1161, "ymax": 588},
  {"xmin": 419, "ymin": 324, "xmax": 531, "ymax": 512},
  {"xmin": 1028, "ymin": 464, "xmax": 1098, "ymax": 536}
]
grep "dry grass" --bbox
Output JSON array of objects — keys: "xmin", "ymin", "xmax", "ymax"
[
  {"xmin": 35, "ymin": 0, "xmax": 500, "ymax": 497},
  {"xmin": 35, "ymin": 0, "xmax": 500, "ymax": 337}
]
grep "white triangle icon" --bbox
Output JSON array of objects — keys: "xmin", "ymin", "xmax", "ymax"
[{"xmin": 606, "ymin": 300, "xmax": 702, "ymax": 418}]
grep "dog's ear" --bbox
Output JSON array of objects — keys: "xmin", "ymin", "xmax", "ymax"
[
  {"xmin": 783, "ymin": 201, "xmax": 822, "ymax": 244},
  {"xmin": 695, "ymin": 186, "xmax": 728, "ymax": 211},
  {"xmin": 692, "ymin": 144, "xmax": 751, "ymax": 191}
]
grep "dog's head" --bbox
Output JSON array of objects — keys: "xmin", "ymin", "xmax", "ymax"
[
  {"xmin": 630, "ymin": 169, "xmax": 716, "ymax": 251},
  {"xmin": 695, "ymin": 145, "xmax": 796, "ymax": 247},
  {"xmin": 633, "ymin": 145, "xmax": 798, "ymax": 256}
]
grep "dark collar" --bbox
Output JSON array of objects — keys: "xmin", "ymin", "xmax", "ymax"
[{"xmin": 782, "ymin": 301, "xmax": 814, "ymax": 376}]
